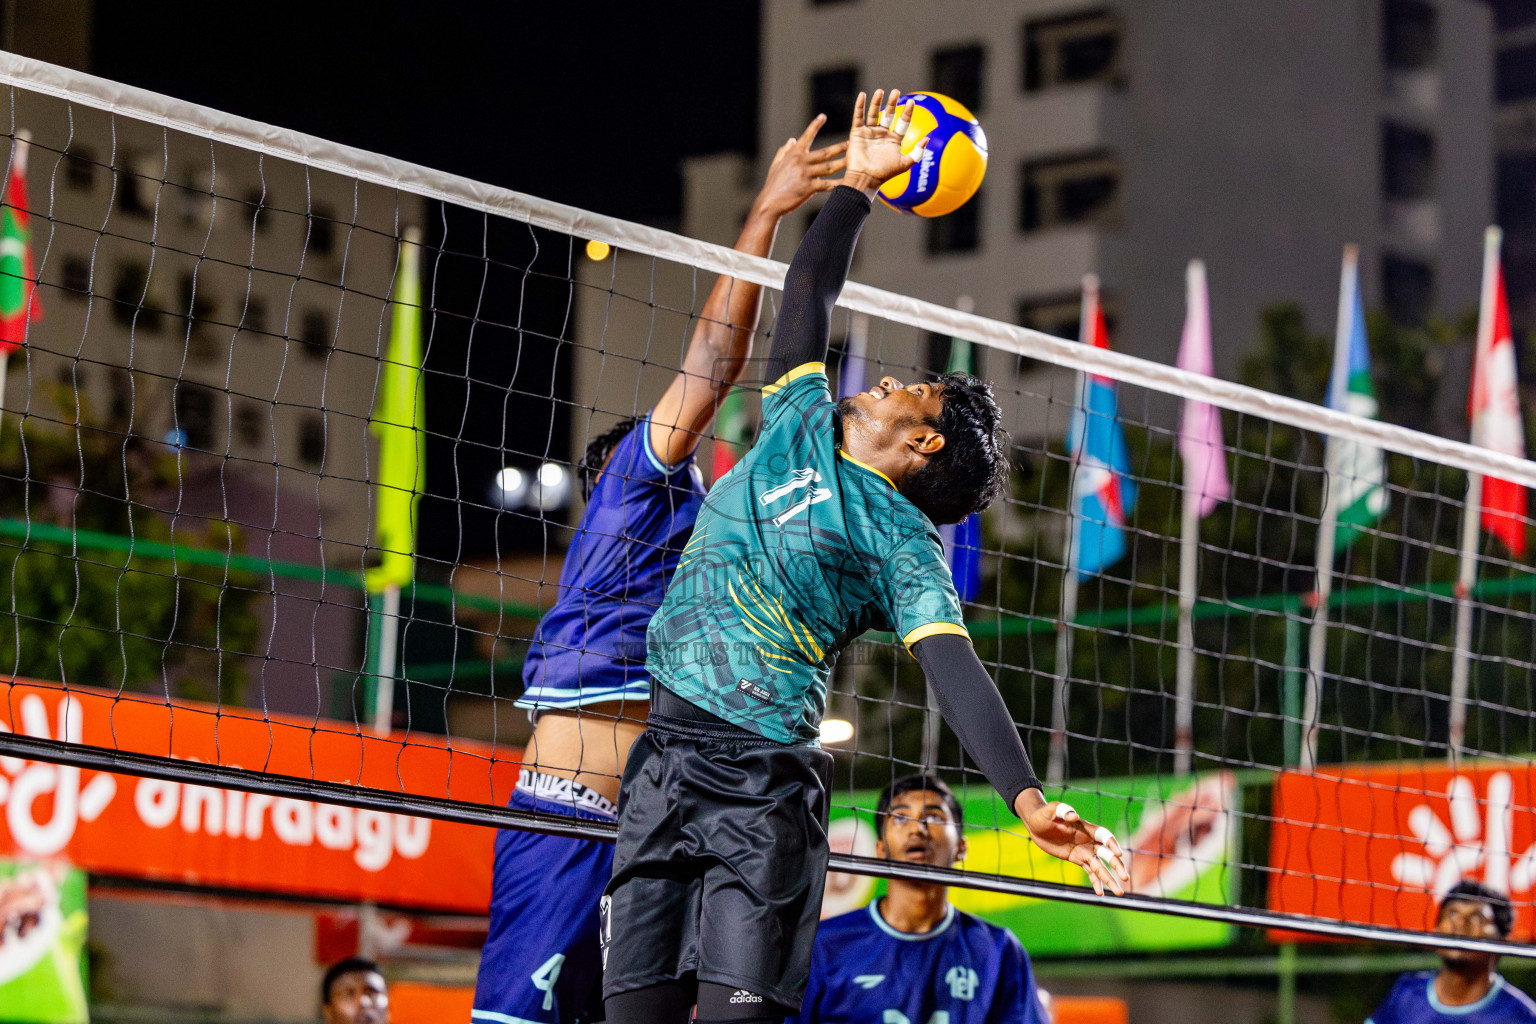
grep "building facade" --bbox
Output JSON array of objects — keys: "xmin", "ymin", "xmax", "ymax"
[{"xmin": 667, "ymin": 0, "xmax": 1493, "ymax": 440}]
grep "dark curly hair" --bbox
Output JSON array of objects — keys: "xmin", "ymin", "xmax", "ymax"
[
  {"xmin": 578, "ymin": 416, "xmax": 642, "ymax": 501},
  {"xmin": 1440, "ymin": 879, "xmax": 1514, "ymax": 938},
  {"xmin": 900, "ymin": 372, "xmax": 1010, "ymax": 525}
]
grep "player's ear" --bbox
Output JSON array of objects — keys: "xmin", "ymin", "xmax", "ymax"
[
  {"xmin": 907, "ymin": 429, "xmax": 945, "ymax": 457},
  {"xmin": 954, "ymin": 834, "xmax": 967, "ymax": 868}
]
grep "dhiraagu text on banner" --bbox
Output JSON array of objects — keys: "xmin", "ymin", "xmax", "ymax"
[
  {"xmin": 824, "ymin": 772, "xmax": 1238, "ymax": 957},
  {"xmin": 0, "ymin": 859, "xmax": 88, "ymax": 1024}
]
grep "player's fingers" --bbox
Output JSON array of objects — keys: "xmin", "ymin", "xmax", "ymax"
[
  {"xmin": 1053, "ymin": 802, "xmax": 1081, "ymax": 825},
  {"xmin": 809, "ymin": 157, "xmax": 846, "ymax": 178},
  {"xmin": 868, "ymin": 89, "xmax": 885, "ymax": 125},
  {"xmin": 797, "ymin": 113, "xmax": 827, "ymax": 149},
  {"xmin": 815, "ymin": 178, "xmax": 839, "ymax": 192},
  {"xmin": 883, "ymin": 89, "xmax": 903, "ymax": 127},
  {"xmin": 851, "ymin": 92, "xmax": 867, "ymax": 131},
  {"xmin": 807, "ymin": 140, "xmax": 849, "ymax": 162},
  {"xmin": 889, "ymin": 100, "xmax": 915, "ymax": 138}
]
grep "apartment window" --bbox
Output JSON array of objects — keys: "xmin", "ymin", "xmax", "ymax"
[
  {"xmin": 1020, "ymin": 151, "xmax": 1120, "ymax": 232},
  {"xmin": 1016, "ymin": 293, "xmax": 1119, "ymax": 374},
  {"xmin": 61, "ymin": 255, "xmax": 91, "ymax": 296},
  {"xmin": 1497, "ymin": 43, "xmax": 1536, "ymax": 103},
  {"xmin": 1499, "ymin": 155, "xmax": 1536, "ymax": 229},
  {"xmin": 176, "ymin": 166, "xmax": 212, "ymax": 227},
  {"xmin": 310, "ymin": 205, "xmax": 337, "ymax": 257},
  {"xmin": 808, "ymin": 67, "xmax": 859, "ymax": 123},
  {"xmin": 234, "ymin": 403, "xmax": 264, "ymax": 447},
  {"xmin": 300, "ymin": 310, "xmax": 331, "ymax": 359},
  {"xmin": 1494, "ymin": 0, "xmax": 1536, "ymax": 32},
  {"xmin": 1382, "ymin": 122, "xmax": 1435, "ymax": 199},
  {"xmin": 298, "ymin": 415, "xmax": 326, "ymax": 468},
  {"xmin": 1383, "ymin": 253, "xmax": 1433, "ymax": 325},
  {"xmin": 112, "ymin": 263, "xmax": 163, "ymax": 332},
  {"xmin": 1023, "ymin": 10, "xmax": 1121, "ymax": 92},
  {"xmin": 63, "ymin": 148, "xmax": 96, "ymax": 191},
  {"xmin": 109, "ymin": 369, "xmax": 132, "ymax": 426},
  {"xmin": 240, "ymin": 296, "xmax": 270, "ymax": 337},
  {"xmin": 174, "ymin": 384, "xmax": 216, "ymax": 451},
  {"xmin": 115, "ymin": 156, "xmax": 153, "ymax": 217},
  {"xmin": 932, "ymin": 44, "xmax": 986, "ymax": 113},
  {"xmin": 178, "ymin": 271, "xmax": 216, "ymax": 329},
  {"xmin": 1383, "ymin": 0, "xmax": 1436, "ymax": 70},
  {"xmin": 242, "ymin": 188, "xmax": 269, "ymax": 235},
  {"xmin": 927, "ymin": 190, "xmax": 982, "ymax": 254}
]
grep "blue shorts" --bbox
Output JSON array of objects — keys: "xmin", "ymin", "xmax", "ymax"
[{"xmin": 473, "ymin": 776, "xmax": 618, "ymax": 1024}]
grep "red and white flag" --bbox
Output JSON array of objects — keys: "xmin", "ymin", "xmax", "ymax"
[{"xmin": 1471, "ymin": 229, "xmax": 1527, "ymax": 557}]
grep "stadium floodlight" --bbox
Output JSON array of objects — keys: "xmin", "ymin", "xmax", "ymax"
[
  {"xmin": 529, "ymin": 462, "xmax": 571, "ymax": 511},
  {"xmin": 819, "ymin": 719, "xmax": 855, "ymax": 744},
  {"xmin": 493, "ymin": 466, "xmax": 528, "ymax": 509}
]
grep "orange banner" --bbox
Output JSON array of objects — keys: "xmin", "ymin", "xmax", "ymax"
[
  {"xmin": 1270, "ymin": 761, "xmax": 1536, "ymax": 941},
  {"xmin": 0, "ymin": 679, "xmax": 520, "ymax": 913}
]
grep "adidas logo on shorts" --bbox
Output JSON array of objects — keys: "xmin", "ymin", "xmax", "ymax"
[{"xmin": 729, "ymin": 990, "xmax": 763, "ymax": 1005}]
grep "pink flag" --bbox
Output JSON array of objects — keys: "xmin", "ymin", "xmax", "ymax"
[
  {"xmin": 1471, "ymin": 233, "xmax": 1527, "ymax": 557},
  {"xmin": 1177, "ymin": 260, "xmax": 1230, "ymax": 517}
]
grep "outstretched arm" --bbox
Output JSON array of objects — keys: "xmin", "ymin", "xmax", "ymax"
[
  {"xmin": 648, "ymin": 118, "xmax": 848, "ymax": 467},
  {"xmin": 764, "ymin": 89, "xmax": 925, "ymax": 384},
  {"xmin": 913, "ymin": 633, "xmax": 1130, "ymax": 897}
]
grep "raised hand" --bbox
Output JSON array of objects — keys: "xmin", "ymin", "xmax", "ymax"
[
  {"xmin": 844, "ymin": 88, "xmax": 927, "ymax": 196},
  {"xmin": 1020, "ymin": 797, "xmax": 1130, "ymax": 897},
  {"xmin": 754, "ymin": 114, "xmax": 850, "ymax": 218}
]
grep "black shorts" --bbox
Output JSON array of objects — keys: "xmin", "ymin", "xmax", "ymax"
[{"xmin": 600, "ymin": 711, "xmax": 834, "ymax": 1010}]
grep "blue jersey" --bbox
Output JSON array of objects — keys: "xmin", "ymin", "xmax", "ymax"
[
  {"xmin": 788, "ymin": 901, "xmax": 1047, "ymax": 1024},
  {"xmin": 1368, "ymin": 972, "xmax": 1536, "ymax": 1024},
  {"xmin": 517, "ymin": 419, "xmax": 706, "ymax": 712}
]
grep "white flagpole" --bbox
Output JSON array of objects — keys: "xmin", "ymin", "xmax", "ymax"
[
  {"xmin": 1302, "ymin": 245, "xmax": 1358, "ymax": 771},
  {"xmin": 1174, "ymin": 261, "xmax": 1207, "ymax": 776},
  {"xmin": 1048, "ymin": 276, "xmax": 1096, "ymax": 786},
  {"xmin": 1449, "ymin": 227, "xmax": 1502, "ymax": 762}
]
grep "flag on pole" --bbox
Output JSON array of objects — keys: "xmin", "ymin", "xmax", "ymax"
[
  {"xmin": 710, "ymin": 386, "xmax": 752, "ymax": 483},
  {"xmin": 1469, "ymin": 243, "xmax": 1527, "ymax": 557},
  {"xmin": 364, "ymin": 230, "xmax": 425, "ymax": 593},
  {"xmin": 1068, "ymin": 278, "xmax": 1137, "ymax": 578},
  {"xmin": 938, "ymin": 325, "xmax": 983, "ymax": 601},
  {"xmin": 0, "ymin": 133, "xmax": 41, "ymax": 356},
  {"xmin": 1322, "ymin": 247, "xmax": 1387, "ymax": 551},
  {"xmin": 1176, "ymin": 260, "xmax": 1230, "ymax": 515}
]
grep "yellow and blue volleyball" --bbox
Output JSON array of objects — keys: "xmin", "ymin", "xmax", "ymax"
[{"xmin": 878, "ymin": 92, "xmax": 988, "ymax": 218}]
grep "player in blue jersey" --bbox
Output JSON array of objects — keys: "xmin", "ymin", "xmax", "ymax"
[
  {"xmin": 600, "ymin": 89, "xmax": 1128, "ymax": 1024},
  {"xmin": 471, "ymin": 119, "xmax": 849, "ymax": 1024},
  {"xmin": 789, "ymin": 774, "xmax": 1048, "ymax": 1024},
  {"xmin": 1367, "ymin": 881, "xmax": 1536, "ymax": 1024}
]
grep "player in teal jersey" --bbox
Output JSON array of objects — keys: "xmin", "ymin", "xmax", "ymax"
[{"xmin": 600, "ymin": 90, "xmax": 1129, "ymax": 1024}]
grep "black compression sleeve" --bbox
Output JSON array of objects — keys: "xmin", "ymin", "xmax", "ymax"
[
  {"xmin": 764, "ymin": 185, "xmax": 872, "ymax": 384},
  {"xmin": 913, "ymin": 633, "xmax": 1044, "ymax": 813}
]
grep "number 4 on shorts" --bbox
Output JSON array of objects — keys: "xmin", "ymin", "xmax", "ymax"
[{"xmin": 531, "ymin": 953, "xmax": 565, "ymax": 1011}]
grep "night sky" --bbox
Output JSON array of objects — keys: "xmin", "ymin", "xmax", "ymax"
[
  {"xmin": 90, "ymin": 3, "xmax": 763, "ymax": 564},
  {"xmin": 92, "ymin": 2, "xmax": 761, "ymax": 224}
]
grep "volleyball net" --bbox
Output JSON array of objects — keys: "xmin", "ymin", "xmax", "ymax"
[{"xmin": 2, "ymin": 52, "xmax": 1536, "ymax": 956}]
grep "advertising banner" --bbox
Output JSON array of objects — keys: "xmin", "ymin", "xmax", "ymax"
[
  {"xmin": 824, "ymin": 771, "xmax": 1238, "ymax": 956},
  {"xmin": 0, "ymin": 859, "xmax": 88, "ymax": 1024},
  {"xmin": 1270, "ymin": 761, "xmax": 1536, "ymax": 941},
  {"xmin": 0, "ymin": 679, "xmax": 520, "ymax": 913}
]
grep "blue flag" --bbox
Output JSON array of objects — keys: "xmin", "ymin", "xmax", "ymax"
[
  {"xmin": 1068, "ymin": 296, "xmax": 1137, "ymax": 578},
  {"xmin": 938, "ymin": 336, "xmax": 983, "ymax": 601}
]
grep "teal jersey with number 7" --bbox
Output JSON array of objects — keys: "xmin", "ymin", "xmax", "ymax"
[{"xmin": 646, "ymin": 362, "xmax": 968, "ymax": 744}]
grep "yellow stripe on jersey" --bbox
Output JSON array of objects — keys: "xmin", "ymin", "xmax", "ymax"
[
  {"xmin": 761, "ymin": 361, "xmax": 826, "ymax": 395},
  {"xmin": 903, "ymin": 621, "xmax": 972, "ymax": 651},
  {"xmin": 729, "ymin": 579, "xmax": 788, "ymax": 640},
  {"xmin": 837, "ymin": 450, "xmax": 895, "ymax": 489}
]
